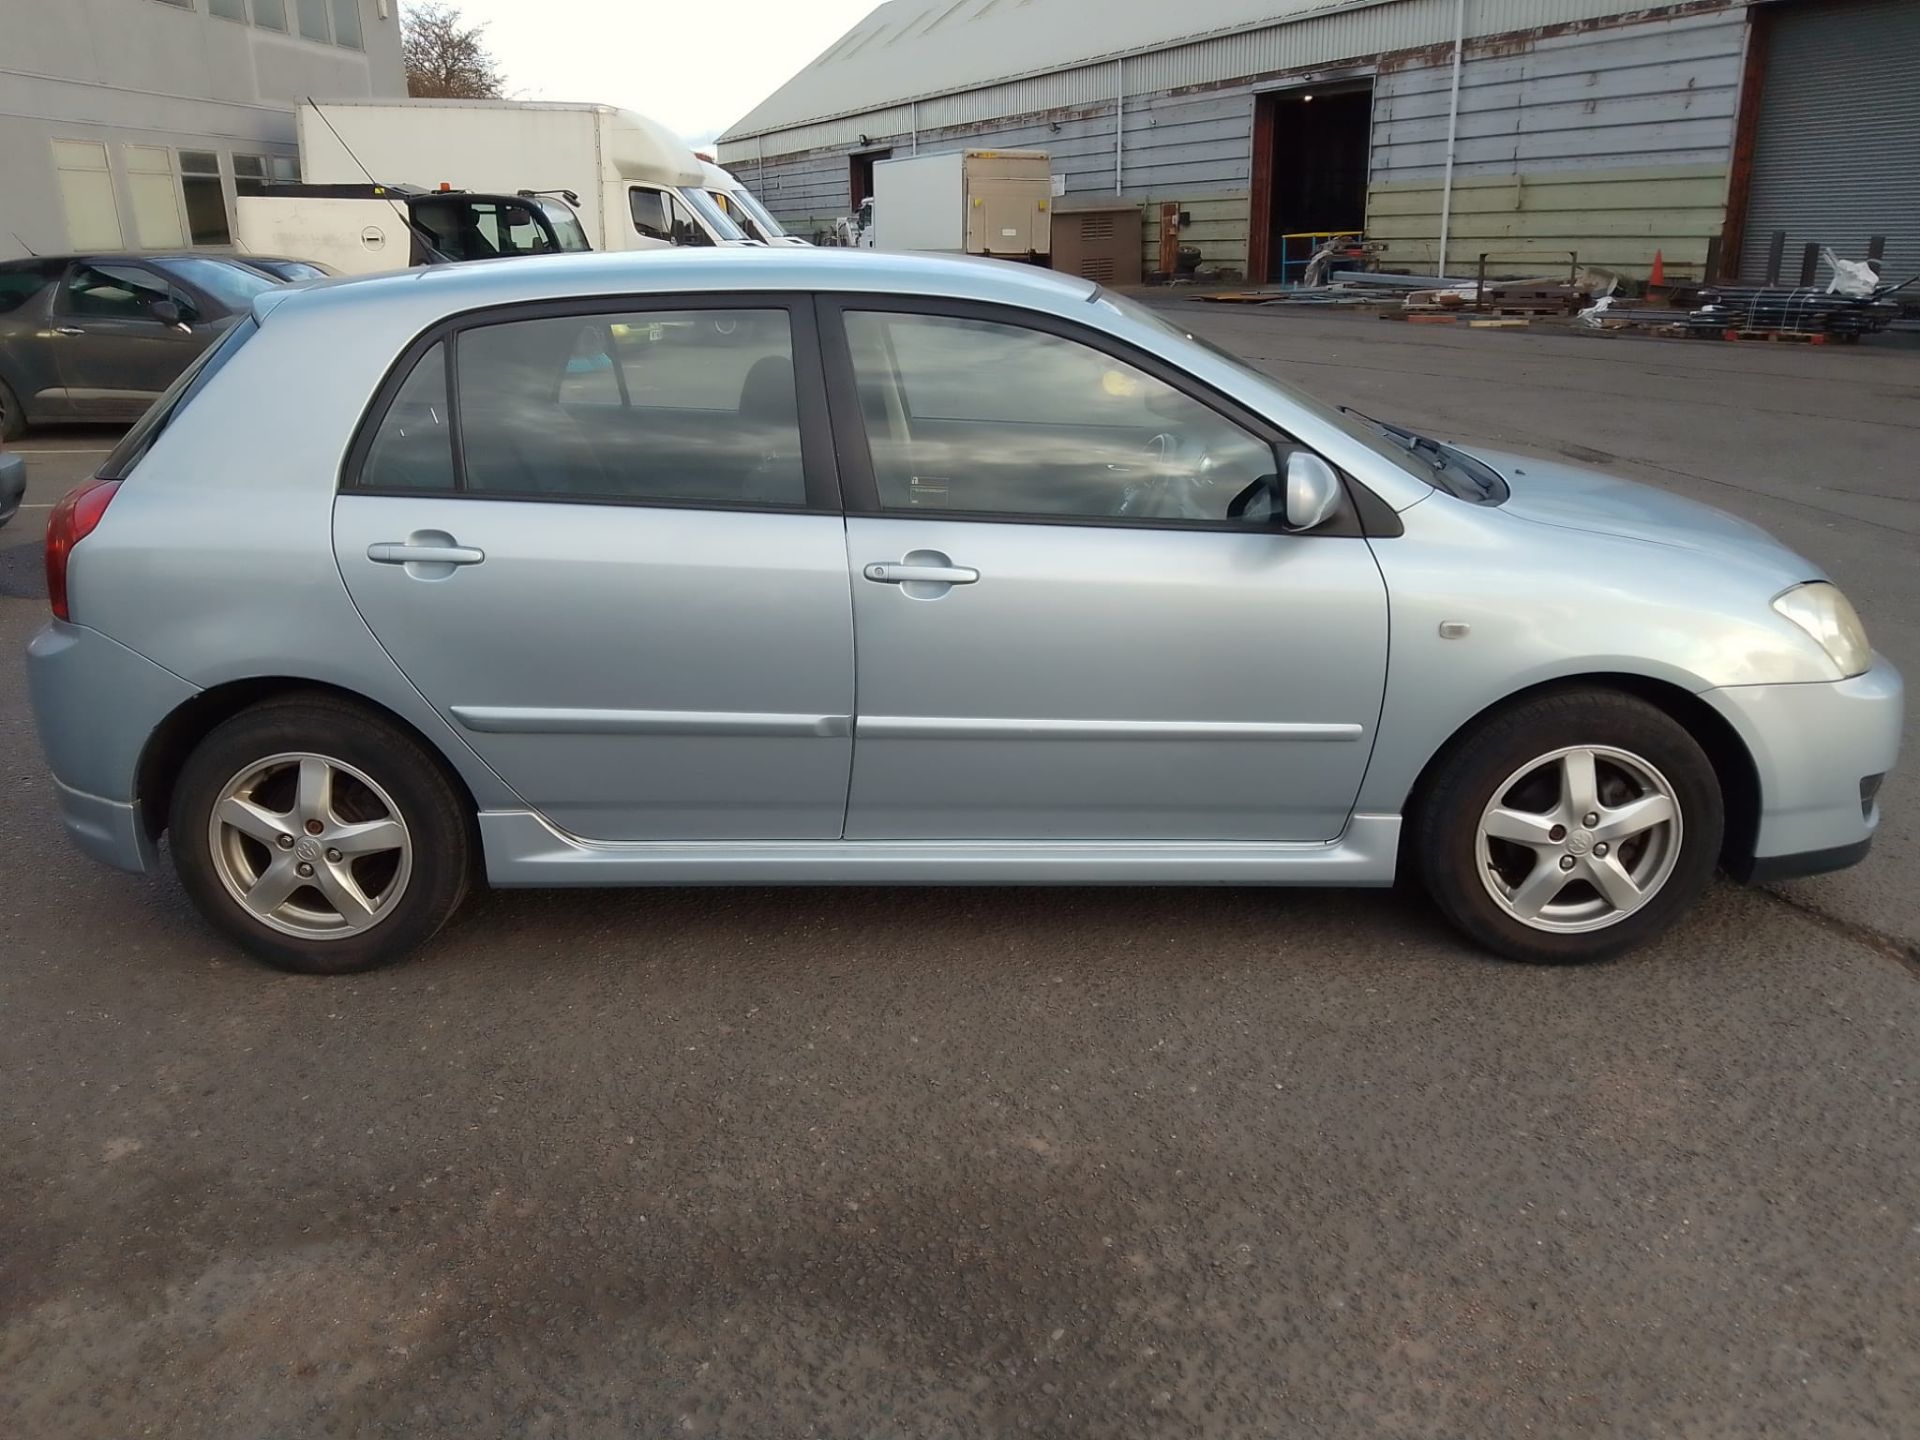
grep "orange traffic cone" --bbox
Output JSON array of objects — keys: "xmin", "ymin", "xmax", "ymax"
[{"xmin": 1648, "ymin": 249, "xmax": 1667, "ymax": 288}]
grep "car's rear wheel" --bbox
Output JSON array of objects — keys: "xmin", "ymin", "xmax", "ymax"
[
  {"xmin": 0, "ymin": 377, "xmax": 24, "ymax": 441},
  {"xmin": 1414, "ymin": 688, "xmax": 1722, "ymax": 963},
  {"xmin": 170, "ymin": 696, "xmax": 471, "ymax": 973}
]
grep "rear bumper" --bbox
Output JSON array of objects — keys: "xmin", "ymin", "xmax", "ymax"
[
  {"xmin": 0, "ymin": 452, "xmax": 23, "ymax": 527},
  {"xmin": 1702, "ymin": 656, "xmax": 1903, "ymax": 880},
  {"xmin": 27, "ymin": 619, "xmax": 197, "ymax": 875}
]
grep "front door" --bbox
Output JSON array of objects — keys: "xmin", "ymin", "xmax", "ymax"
[
  {"xmin": 827, "ymin": 302, "xmax": 1389, "ymax": 842},
  {"xmin": 50, "ymin": 262, "xmax": 210, "ymax": 420},
  {"xmin": 332, "ymin": 296, "xmax": 854, "ymax": 842}
]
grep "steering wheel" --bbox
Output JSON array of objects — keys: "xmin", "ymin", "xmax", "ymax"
[{"xmin": 1114, "ymin": 431, "xmax": 1222, "ymax": 519}]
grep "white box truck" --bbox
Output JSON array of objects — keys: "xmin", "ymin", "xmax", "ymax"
[
  {"xmin": 296, "ymin": 99, "xmax": 751, "ymax": 251},
  {"xmin": 871, "ymin": 150, "xmax": 1053, "ymax": 259}
]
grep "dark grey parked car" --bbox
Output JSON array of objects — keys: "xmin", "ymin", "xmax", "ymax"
[{"xmin": 0, "ymin": 254, "xmax": 282, "ymax": 438}]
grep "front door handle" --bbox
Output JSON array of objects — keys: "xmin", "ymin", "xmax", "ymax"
[
  {"xmin": 367, "ymin": 541, "xmax": 485, "ymax": 566},
  {"xmin": 51, "ymin": 326, "xmax": 84, "ymax": 337},
  {"xmin": 863, "ymin": 562, "xmax": 978, "ymax": 585}
]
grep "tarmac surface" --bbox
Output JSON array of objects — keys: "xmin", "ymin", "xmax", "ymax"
[{"xmin": 2, "ymin": 302, "xmax": 1915, "ymax": 1438}]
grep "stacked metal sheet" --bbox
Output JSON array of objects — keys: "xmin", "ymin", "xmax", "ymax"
[{"xmin": 1685, "ymin": 286, "xmax": 1905, "ymax": 339}]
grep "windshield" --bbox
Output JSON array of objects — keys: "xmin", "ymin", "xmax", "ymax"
[
  {"xmin": 678, "ymin": 185, "xmax": 747, "ymax": 243},
  {"xmin": 536, "ymin": 197, "xmax": 592, "ymax": 252},
  {"xmin": 722, "ymin": 185, "xmax": 787, "ymax": 240},
  {"xmin": 1094, "ymin": 289, "xmax": 1440, "ymax": 488},
  {"xmin": 152, "ymin": 256, "xmax": 279, "ymax": 310}
]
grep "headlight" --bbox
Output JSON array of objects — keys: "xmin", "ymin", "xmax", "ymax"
[{"xmin": 1772, "ymin": 582, "xmax": 1872, "ymax": 678}]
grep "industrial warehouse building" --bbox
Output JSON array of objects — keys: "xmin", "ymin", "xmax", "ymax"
[{"xmin": 718, "ymin": 0, "xmax": 1919, "ymax": 284}]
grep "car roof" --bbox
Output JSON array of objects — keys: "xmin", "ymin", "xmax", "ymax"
[{"xmin": 250, "ymin": 247, "xmax": 1101, "ymax": 327}]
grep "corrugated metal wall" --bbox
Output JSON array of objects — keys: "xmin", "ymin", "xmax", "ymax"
[
  {"xmin": 1368, "ymin": 6, "xmax": 1745, "ymax": 275},
  {"xmin": 729, "ymin": 2, "xmax": 1753, "ymax": 278},
  {"xmin": 1738, "ymin": 0, "xmax": 1920, "ymax": 280}
]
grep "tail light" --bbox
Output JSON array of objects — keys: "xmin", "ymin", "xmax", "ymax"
[{"xmin": 45, "ymin": 479, "xmax": 120, "ymax": 622}]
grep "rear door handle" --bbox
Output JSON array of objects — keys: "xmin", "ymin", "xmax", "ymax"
[
  {"xmin": 863, "ymin": 562, "xmax": 978, "ymax": 585},
  {"xmin": 52, "ymin": 326, "xmax": 84, "ymax": 337},
  {"xmin": 367, "ymin": 541, "xmax": 485, "ymax": 566}
]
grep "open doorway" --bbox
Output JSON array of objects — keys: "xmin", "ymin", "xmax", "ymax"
[
  {"xmin": 1249, "ymin": 82, "xmax": 1373, "ymax": 284},
  {"xmin": 850, "ymin": 148, "xmax": 893, "ymax": 207}
]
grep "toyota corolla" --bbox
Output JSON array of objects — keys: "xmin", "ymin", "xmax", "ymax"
[{"xmin": 26, "ymin": 250, "xmax": 1902, "ymax": 973}]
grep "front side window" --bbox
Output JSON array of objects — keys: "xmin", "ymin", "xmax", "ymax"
[
  {"xmin": 61, "ymin": 264, "xmax": 171, "ymax": 321},
  {"xmin": 630, "ymin": 188, "xmax": 723, "ymax": 246},
  {"xmin": 455, "ymin": 309, "xmax": 804, "ymax": 505},
  {"xmin": 844, "ymin": 311, "xmax": 1281, "ymax": 522},
  {"xmin": 412, "ymin": 198, "xmax": 558, "ymax": 260}
]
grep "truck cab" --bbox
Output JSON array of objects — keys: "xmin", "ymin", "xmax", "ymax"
[{"xmin": 697, "ymin": 160, "xmax": 808, "ymax": 247}]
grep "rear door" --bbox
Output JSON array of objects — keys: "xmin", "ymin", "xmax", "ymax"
[
  {"xmin": 332, "ymin": 295, "xmax": 855, "ymax": 842},
  {"xmin": 49, "ymin": 261, "xmax": 212, "ymax": 420},
  {"xmin": 824, "ymin": 299, "xmax": 1389, "ymax": 843}
]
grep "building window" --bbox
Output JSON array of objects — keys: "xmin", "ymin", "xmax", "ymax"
[
  {"xmin": 125, "ymin": 146, "xmax": 188, "ymax": 248},
  {"xmin": 234, "ymin": 154, "xmax": 301, "ymax": 189},
  {"xmin": 152, "ymin": 0, "xmax": 193, "ymax": 9},
  {"xmin": 330, "ymin": 0, "xmax": 362, "ymax": 48},
  {"xmin": 295, "ymin": 0, "xmax": 330, "ymax": 42},
  {"xmin": 52, "ymin": 140, "xmax": 124, "ymax": 250},
  {"xmin": 179, "ymin": 151, "xmax": 231, "ymax": 245},
  {"xmin": 252, "ymin": 0, "xmax": 287, "ymax": 29},
  {"xmin": 209, "ymin": 0, "xmax": 247, "ymax": 19}
]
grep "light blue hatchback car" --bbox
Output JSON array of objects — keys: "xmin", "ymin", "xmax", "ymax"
[{"xmin": 27, "ymin": 250, "xmax": 1902, "ymax": 972}]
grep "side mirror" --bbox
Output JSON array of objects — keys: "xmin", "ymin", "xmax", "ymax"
[
  {"xmin": 149, "ymin": 298, "xmax": 181, "ymax": 324},
  {"xmin": 1282, "ymin": 451, "xmax": 1344, "ymax": 531}
]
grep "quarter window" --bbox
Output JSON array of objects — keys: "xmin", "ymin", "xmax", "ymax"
[
  {"xmin": 361, "ymin": 343, "xmax": 456, "ymax": 491},
  {"xmin": 843, "ymin": 311, "xmax": 1282, "ymax": 523},
  {"xmin": 454, "ymin": 310, "xmax": 805, "ymax": 505}
]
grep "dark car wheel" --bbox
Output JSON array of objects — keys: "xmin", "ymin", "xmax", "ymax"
[
  {"xmin": 0, "ymin": 376, "xmax": 24, "ymax": 442},
  {"xmin": 1414, "ymin": 688, "xmax": 1723, "ymax": 964},
  {"xmin": 170, "ymin": 695, "xmax": 472, "ymax": 974}
]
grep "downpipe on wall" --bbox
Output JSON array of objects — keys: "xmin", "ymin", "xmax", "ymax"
[{"xmin": 1435, "ymin": 0, "xmax": 1465, "ymax": 275}]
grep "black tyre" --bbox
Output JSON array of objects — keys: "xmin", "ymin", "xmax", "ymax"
[
  {"xmin": 1412, "ymin": 688, "xmax": 1723, "ymax": 964},
  {"xmin": 0, "ymin": 376, "xmax": 24, "ymax": 441},
  {"xmin": 170, "ymin": 694, "xmax": 472, "ymax": 974}
]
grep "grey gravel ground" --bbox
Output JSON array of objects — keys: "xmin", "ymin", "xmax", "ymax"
[{"xmin": 2, "ymin": 307, "xmax": 1916, "ymax": 1439}]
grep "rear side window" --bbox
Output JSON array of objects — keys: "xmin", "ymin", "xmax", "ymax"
[
  {"xmin": 99, "ymin": 316, "xmax": 257, "ymax": 480},
  {"xmin": 360, "ymin": 342, "xmax": 455, "ymax": 491},
  {"xmin": 0, "ymin": 262, "xmax": 57, "ymax": 314},
  {"xmin": 459, "ymin": 309, "xmax": 803, "ymax": 504}
]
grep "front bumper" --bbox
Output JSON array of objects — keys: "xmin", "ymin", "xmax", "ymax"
[
  {"xmin": 27, "ymin": 620, "xmax": 198, "ymax": 875},
  {"xmin": 0, "ymin": 452, "xmax": 23, "ymax": 527},
  {"xmin": 1702, "ymin": 656, "xmax": 1903, "ymax": 878}
]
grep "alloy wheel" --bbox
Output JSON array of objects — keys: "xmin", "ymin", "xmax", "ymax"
[
  {"xmin": 1474, "ymin": 745, "xmax": 1683, "ymax": 934},
  {"xmin": 206, "ymin": 751, "xmax": 412, "ymax": 940}
]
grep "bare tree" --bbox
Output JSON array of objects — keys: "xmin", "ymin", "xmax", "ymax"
[{"xmin": 404, "ymin": 1, "xmax": 505, "ymax": 100}]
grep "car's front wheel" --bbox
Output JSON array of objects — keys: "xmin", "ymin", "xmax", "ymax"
[
  {"xmin": 1414, "ymin": 688, "xmax": 1723, "ymax": 963},
  {"xmin": 170, "ymin": 696, "xmax": 472, "ymax": 973}
]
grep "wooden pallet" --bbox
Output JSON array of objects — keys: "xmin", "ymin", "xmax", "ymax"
[{"xmin": 1721, "ymin": 328, "xmax": 1829, "ymax": 344}]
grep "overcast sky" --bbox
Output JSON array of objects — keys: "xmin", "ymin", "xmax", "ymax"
[{"xmin": 441, "ymin": 0, "xmax": 883, "ymax": 147}]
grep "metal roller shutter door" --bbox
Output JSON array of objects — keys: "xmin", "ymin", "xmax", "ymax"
[{"xmin": 1739, "ymin": 0, "xmax": 1920, "ymax": 280}]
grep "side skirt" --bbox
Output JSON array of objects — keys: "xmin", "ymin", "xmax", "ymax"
[{"xmin": 478, "ymin": 812, "xmax": 1403, "ymax": 887}]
